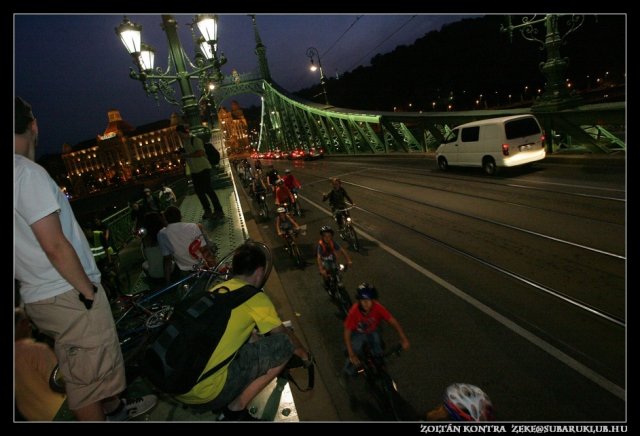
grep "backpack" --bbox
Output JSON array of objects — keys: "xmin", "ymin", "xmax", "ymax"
[
  {"xmin": 317, "ymin": 239, "xmax": 336, "ymax": 258},
  {"xmin": 204, "ymin": 142, "xmax": 221, "ymax": 167},
  {"xmin": 143, "ymin": 282, "xmax": 261, "ymax": 394}
]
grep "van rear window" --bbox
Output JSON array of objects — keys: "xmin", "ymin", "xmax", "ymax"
[{"xmin": 505, "ymin": 118, "xmax": 541, "ymax": 139}]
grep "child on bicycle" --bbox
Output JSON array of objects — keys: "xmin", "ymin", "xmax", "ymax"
[
  {"xmin": 275, "ymin": 207, "xmax": 300, "ymax": 239},
  {"xmin": 343, "ymin": 283, "xmax": 410, "ymax": 375},
  {"xmin": 317, "ymin": 225, "xmax": 352, "ymax": 291}
]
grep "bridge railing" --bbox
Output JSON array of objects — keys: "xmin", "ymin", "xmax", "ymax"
[{"xmin": 102, "ymin": 178, "xmax": 190, "ymax": 251}]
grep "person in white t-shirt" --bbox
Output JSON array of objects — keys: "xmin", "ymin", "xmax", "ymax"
[
  {"xmin": 157, "ymin": 205, "xmax": 217, "ymax": 284},
  {"xmin": 14, "ymin": 97, "xmax": 157, "ymax": 421}
]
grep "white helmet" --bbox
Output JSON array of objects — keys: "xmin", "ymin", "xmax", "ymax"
[
  {"xmin": 443, "ymin": 384, "xmax": 494, "ymax": 421},
  {"xmin": 277, "ymin": 207, "xmax": 286, "ymax": 213}
]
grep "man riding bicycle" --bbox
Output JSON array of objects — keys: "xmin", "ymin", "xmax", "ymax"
[
  {"xmin": 343, "ymin": 283, "xmax": 410, "ymax": 375},
  {"xmin": 322, "ymin": 178, "xmax": 354, "ymax": 230},
  {"xmin": 283, "ymin": 169, "xmax": 302, "ymax": 192},
  {"xmin": 316, "ymin": 226, "xmax": 352, "ymax": 291}
]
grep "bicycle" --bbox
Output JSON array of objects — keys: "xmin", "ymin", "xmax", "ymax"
[
  {"xmin": 112, "ymin": 264, "xmax": 228, "ymax": 365},
  {"xmin": 255, "ymin": 191, "xmax": 270, "ymax": 219},
  {"xmin": 334, "ymin": 206, "xmax": 360, "ymax": 252},
  {"xmin": 282, "ymin": 229, "xmax": 304, "ymax": 268},
  {"xmin": 291, "ymin": 188, "xmax": 303, "ymax": 217},
  {"xmin": 356, "ymin": 342, "xmax": 405, "ymax": 421},
  {"xmin": 99, "ymin": 250, "xmax": 130, "ymax": 302},
  {"xmin": 324, "ymin": 260, "xmax": 352, "ymax": 318},
  {"xmin": 113, "ymin": 241, "xmax": 273, "ymax": 365}
]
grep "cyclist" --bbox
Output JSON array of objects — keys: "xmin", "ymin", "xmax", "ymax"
[
  {"xmin": 250, "ymin": 173, "xmax": 267, "ymax": 200},
  {"xmin": 274, "ymin": 179, "xmax": 295, "ymax": 209},
  {"xmin": 275, "ymin": 207, "xmax": 300, "ymax": 239},
  {"xmin": 343, "ymin": 283, "xmax": 410, "ymax": 375},
  {"xmin": 316, "ymin": 225, "xmax": 352, "ymax": 291},
  {"xmin": 282, "ymin": 169, "xmax": 302, "ymax": 192},
  {"xmin": 266, "ymin": 165, "xmax": 280, "ymax": 190},
  {"xmin": 425, "ymin": 383, "xmax": 494, "ymax": 421},
  {"xmin": 322, "ymin": 178, "xmax": 354, "ymax": 230}
]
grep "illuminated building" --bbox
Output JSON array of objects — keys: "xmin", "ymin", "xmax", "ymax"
[{"xmin": 61, "ymin": 110, "xmax": 185, "ymax": 196}]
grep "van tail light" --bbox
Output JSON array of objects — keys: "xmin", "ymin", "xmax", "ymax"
[
  {"xmin": 502, "ymin": 143, "xmax": 510, "ymax": 156},
  {"xmin": 540, "ymin": 134, "xmax": 546, "ymax": 148}
]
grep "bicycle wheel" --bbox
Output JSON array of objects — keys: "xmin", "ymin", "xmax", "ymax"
[
  {"xmin": 212, "ymin": 241, "xmax": 273, "ymax": 290},
  {"xmin": 348, "ymin": 226, "xmax": 360, "ymax": 252},
  {"xmin": 260, "ymin": 200, "xmax": 269, "ymax": 219},
  {"xmin": 255, "ymin": 241, "xmax": 273, "ymax": 289},
  {"xmin": 336, "ymin": 286, "xmax": 352, "ymax": 318},
  {"xmin": 292, "ymin": 243, "xmax": 304, "ymax": 268},
  {"xmin": 381, "ymin": 373, "xmax": 402, "ymax": 421}
]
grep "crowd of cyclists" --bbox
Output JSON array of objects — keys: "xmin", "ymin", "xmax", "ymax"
[{"xmin": 232, "ymin": 157, "xmax": 495, "ymax": 422}]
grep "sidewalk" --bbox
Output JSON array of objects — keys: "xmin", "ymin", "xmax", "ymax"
[{"xmin": 117, "ymin": 158, "xmax": 308, "ymax": 422}]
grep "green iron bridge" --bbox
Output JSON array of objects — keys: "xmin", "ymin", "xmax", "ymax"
[{"xmin": 210, "ymin": 16, "xmax": 625, "ymax": 155}]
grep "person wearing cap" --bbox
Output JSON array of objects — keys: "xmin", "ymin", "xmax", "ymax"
[
  {"xmin": 343, "ymin": 282, "xmax": 410, "ymax": 376},
  {"xmin": 282, "ymin": 168, "xmax": 302, "ymax": 193},
  {"xmin": 175, "ymin": 124, "xmax": 225, "ymax": 220},
  {"xmin": 14, "ymin": 97, "xmax": 157, "ymax": 420}
]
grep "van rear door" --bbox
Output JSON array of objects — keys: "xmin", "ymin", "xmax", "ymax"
[{"xmin": 504, "ymin": 116, "xmax": 542, "ymax": 155}]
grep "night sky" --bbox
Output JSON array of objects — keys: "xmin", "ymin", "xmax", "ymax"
[{"xmin": 14, "ymin": 14, "xmax": 474, "ymax": 159}]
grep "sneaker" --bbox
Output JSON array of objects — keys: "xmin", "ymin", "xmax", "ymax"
[
  {"xmin": 217, "ymin": 406, "xmax": 263, "ymax": 421},
  {"xmin": 106, "ymin": 395, "xmax": 158, "ymax": 421}
]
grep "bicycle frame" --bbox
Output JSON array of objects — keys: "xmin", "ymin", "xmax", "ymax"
[
  {"xmin": 115, "ymin": 241, "xmax": 272, "ymax": 359},
  {"xmin": 325, "ymin": 261, "xmax": 351, "ymax": 317},
  {"xmin": 357, "ymin": 342, "xmax": 404, "ymax": 420},
  {"xmin": 334, "ymin": 206, "xmax": 360, "ymax": 251}
]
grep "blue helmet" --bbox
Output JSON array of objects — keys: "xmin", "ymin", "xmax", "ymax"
[
  {"xmin": 356, "ymin": 282, "xmax": 378, "ymax": 300},
  {"xmin": 320, "ymin": 225, "xmax": 334, "ymax": 235}
]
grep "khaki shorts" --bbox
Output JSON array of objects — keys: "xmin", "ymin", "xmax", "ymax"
[{"xmin": 25, "ymin": 284, "xmax": 126, "ymax": 410}]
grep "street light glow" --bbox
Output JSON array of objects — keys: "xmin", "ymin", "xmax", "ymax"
[
  {"xmin": 195, "ymin": 14, "xmax": 218, "ymax": 43},
  {"xmin": 139, "ymin": 43, "xmax": 155, "ymax": 71},
  {"xmin": 306, "ymin": 46, "xmax": 329, "ymax": 104},
  {"xmin": 115, "ymin": 17, "xmax": 142, "ymax": 55}
]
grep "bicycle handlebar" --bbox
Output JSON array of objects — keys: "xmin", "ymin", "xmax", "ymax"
[{"xmin": 334, "ymin": 206, "xmax": 354, "ymax": 213}]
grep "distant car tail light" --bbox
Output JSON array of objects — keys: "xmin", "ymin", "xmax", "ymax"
[{"xmin": 502, "ymin": 143, "xmax": 510, "ymax": 156}]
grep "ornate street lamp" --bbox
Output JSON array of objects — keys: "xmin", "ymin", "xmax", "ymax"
[
  {"xmin": 501, "ymin": 14, "xmax": 584, "ymax": 112},
  {"xmin": 115, "ymin": 15, "xmax": 227, "ymax": 140},
  {"xmin": 306, "ymin": 46, "xmax": 329, "ymax": 105}
]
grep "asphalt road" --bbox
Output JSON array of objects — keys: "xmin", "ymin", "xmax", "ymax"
[{"xmin": 238, "ymin": 155, "xmax": 626, "ymax": 422}]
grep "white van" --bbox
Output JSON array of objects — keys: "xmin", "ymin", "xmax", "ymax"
[{"xmin": 436, "ymin": 115, "xmax": 546, "ymax": 175}]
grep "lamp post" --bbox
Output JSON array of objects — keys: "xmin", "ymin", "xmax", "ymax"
[
  {"xmin": 306, "ymin": 46, "xmax": 329, "ymax": 105},
  {"xmin": 115, "ymin": 15, "xmax": 227, "ymax": 142},
  {"xmin": 501, "ymin": 14, "xmax": 584, "ymax": 112}
]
